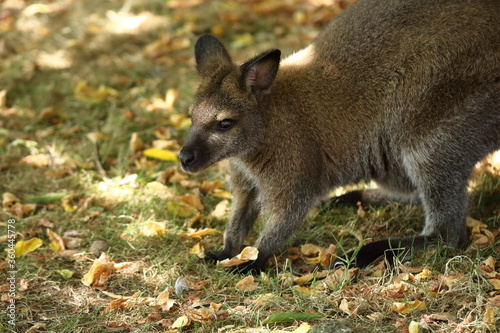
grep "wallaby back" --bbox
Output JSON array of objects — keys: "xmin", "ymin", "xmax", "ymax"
[{"xmin": 179, "ymin": 0, "xmax": 500, "ymax": 272}]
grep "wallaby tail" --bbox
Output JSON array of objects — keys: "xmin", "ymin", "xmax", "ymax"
[{"xmin": 334, "ymin": 235, "xmax": 437, "ymax": 268}]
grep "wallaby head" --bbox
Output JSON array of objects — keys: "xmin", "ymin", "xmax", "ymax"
[{"xmin": 179, "ymin": 35, "xmax": 281, "ymax": 173}]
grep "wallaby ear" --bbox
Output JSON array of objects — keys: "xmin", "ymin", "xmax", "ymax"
[
  {"xmin": 240, "ymin": 49, "xmax": 281, "ymax": 93},
  {"xmin": 194, "ymin": 34, "xmax": 232, "ymax": 77}
]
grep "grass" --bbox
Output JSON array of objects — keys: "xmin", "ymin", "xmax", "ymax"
[{"xmin": 1, "ymin": 0, "xmax": 499, "ymax": 332}]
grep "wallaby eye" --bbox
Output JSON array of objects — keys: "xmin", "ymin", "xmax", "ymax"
[{"xmin": 216, "ymin": 119, "xmax": 235, "ymax": 131}]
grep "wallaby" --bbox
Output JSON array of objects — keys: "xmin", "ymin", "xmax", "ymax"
[{"xmin": 179, "ymin": 0, "xmax": 500, "ymax": 272}]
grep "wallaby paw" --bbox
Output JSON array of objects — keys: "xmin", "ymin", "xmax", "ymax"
[
  {"xmin": 201, "ymin": 250, "xmax": 231, "ymax": 265},
  {"xmin": 227, "ymin": 260, "xmax": 265, "ymax": 275}
]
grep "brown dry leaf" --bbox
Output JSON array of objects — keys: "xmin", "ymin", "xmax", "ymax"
[
  {"xmin": 210, "ymin": 199, "xmax": 229, "ymax": 219},
  {"xmin": 129, "ymin": 132, "xmax": 142, "ymax": 153},
  {"xmin": 249, "ymin": 293, "xmax": 279, "ymax": 307},
  {"xmin": 392, "ymin": 300, "xmax": 426, "ymax": 314},
  {"xmin": 81, "ymin": 253, "xmax": 116, "ymax": 289},
  {"xmin": 421, "ymin": 312, "xmax": 457, "ymax": 324},
  {"xmin": 2, "ymin": 192, "xmax": 36, "ymax": 218},
  {"xmin": 487, "ymin": 295, "xmax": 500, "ymax": 307},
  {"xmin": 183, "ymin": 279, "xmax": 209, "ymax": 291},
  {"xmin": 74, "ymin": 81, "xmax": 118, "ymax": 103},
  {"xmin": 236, "ymin": 275, "xmax": 259, "ymax": 292},
  {"xmin": 166, "ymin": 201, "xmax": 199, "ymax": 218},
  {"xmin": 415, "ymin": 267, "xmax": 432, "ymax": 280},
  {"xmin": 25, "ymin": 323, "xmax": 47, "ymax": 333},
  {"xmin": 483, "ymin": 307, "xmax": 496, "ymax": 331},
  {"xmin": 189, "ymin": 242, "xmax": 205, "ymax": 258},
  {"xmin": 323, "ymin": 267, "xmax": 359, "ymax": 289},
  {"xmin": 186, "ymin": 302, "xmax": 222, "ymax": 323},
  {"xmin": 357, "ymin": 201, "xmax": 367, "ymax": 218},
  {"xmin": 218, "ymin": 246, "xmax": 259, "ymax": 267},
  {"xmin": 156, "ymin": 290, "xmax": 176, "ymax": 312},
  {"xmin": 383, "ymin": 281, "xmax": 410, "ymax": 299},
  {"xmin": 179, "ymin": 228, "xmax": 219, "ymax": 238},
  {"xmin": 179, "ymin": 193, "xmax": 204, "ymax": 213},
  {"xmin": 20, "ymin": 154, "xmax": 51, "ymax": 168},
  {"xmin": 339, "ymin": 298, "xmax": 357, "ymax": 316},
  {"xmin": 321, "ymin": 244, "xmax": 337, "ymax": 267},
  {"xmin": 139, "ymin": 221, "xmax": 166, "ymax": 237},
  {"xmin": 47, "ymin": 229, "xmax": 65, "ymax": 251},
  {"xmin": 293, "ymin": 270, "xmax": 332, "ymax": 285},
  {"xmin": 200, "ymin": 180, "xmax": 225, "ymax": 193},
  {"xmin": 301, "ymin": 243, "xmax": 324, "ymax": 265}
]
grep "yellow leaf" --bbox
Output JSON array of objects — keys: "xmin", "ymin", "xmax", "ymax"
[
  {"xmin": 409, "ymin": 321, "xmax": 419, "ymax": 333},
  {"xmin": 293, "ymin": 322, "xmax": 311, "ymax": 333},
  {"xmin": 143, "ymin": 148, "xmax": 178, "ymax": 162},
  {"xmin": 293, "ymin": 286, "xmax": 314, "ymax": 296},
  {"xmin": 15, "ymin": 238, "xmax": 43, "ymax": 257},
  {"xmin": 172, "ymin": 315, "xmax": 190, "ymax": 329},
  {"xmin": 74, "ymin": 81, "xmax": 118, "ymax": 103},
  {"xmin": 415, "ymin": 267, "xmax": 432, "ymax": 280},
  {"xmin": 179, "ymin": 228, "xmax": 219, "ymax": 238},
  {"xmin": 211, "ymin": 189, "xmax": 232, "ymax": 199},
  {"xmin": 81, "ymin": 253, "xmax": 116, "ymax": 289},
  {"xmin": 189, "ymin": 242, "xmax": 205, "ymax": 258},
  {"xmin": 166, "ymin": 201, "xmax": 198, "ymax": 218},
  {"xmin": 218, "ymin": 246, "xmax": 259, "ymax": 267},
  {"xmin": 251, "ymin": 293, "xmax": 279, "ymax": 306},
  {"xmin": 392, "ymin": 300, "xmax": 426, "ymax": 314},
  {"xmin": 47, "ymin": 229, "xmax": 65, "ymax": 252},
  {"xmin": 236, "ymin": 275, "xmax": 259, "ymax": 292},
  {"xmin": 484, "ymin": 307, "xmax": 496, "ymax": 330},
  {"xmin": 179, "ymin": 193, "xmax": 204, "ymax": 213},
  {"xmin": 139, "ymin": 221, "xmax": 166, "ymax": 237},
  {"xmin": 487, "ymin": 278, "xmax": 500, "ymax": 290}
]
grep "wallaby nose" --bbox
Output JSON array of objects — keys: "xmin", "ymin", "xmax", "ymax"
[{"xmin": 179, "ymin": 149, "xmax": 195, "ymax": 168}]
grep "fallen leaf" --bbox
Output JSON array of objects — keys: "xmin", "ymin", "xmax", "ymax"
[
  {"xmin": 166, "ymin": 201, "xmax": 199, "ymax": 218},
  {"xmin": 392, "ymin": 300, "xmax": 426, "ymax": 314},
  {"xmin": 189, "ymin": 242, "xmax": 205, "ymax": 258},
  {"xmin": 292, "ymin": 322, "xmax": 312, "ymax": 333},
  {"xmin": 139, "ymin": 221, "xmax": 166, "ymax": 237},
  {"xmin": 14, "ymin": 238, "xmax": 43, "ymax": 257},
  {"xmin": 143, "ymin": 148, "xmax": 178, "ymax": 162},
  {"xmin": 250, "ymin": 293, "xmax": 279, "ymax": 306},
  {"xmin": 210, "ymin": 199, "xmax": 229, "ymax": 219},
  {"xmin": 483, "ymin": 307, "xmax": 496, "ymax": 330},
  {"xmin": 236, "ymin": 275, "xmax": 259, "ymax": 292},
  {"xmin": 81, "ymin": 253, "xmax": 116, "ymax": 289},
  {"xmin": 179, "ymin": 193, "xmax": 204, "ymax": 213},
  {"xmin": 156, "ymin": 290, "xmax": 176, "ymax": 312},
  {"xmin": 339, "ymin": 298, "xmax": 356, "ymax": 316},
  {"xmin": 218, "ymin": 246, "xmax": 259, "ymax": 267},
  {"xmin": 74, "ymin": 81, "xmax": 118, "ymax": 103},
  {"xmin": 179, "ymin": 228, "xmax": 219, "ymax": 238},
  {"xmin": 172, "ymin": 315, "xmax": 190, "ymax": 329},
  {"xmin": 409, "ymin": 321, "xmax": 419, "ymax": 333},
  {"xmin": 47, "ymin": 229, "xmax": 65, "ymax": 251},
  {"xmin": 55, "ymin": 269, "xmax": 74, "ymax": 279},
  {"xmin": 186, "ymin": 302, "xmax": 222, "ymax": 323}
]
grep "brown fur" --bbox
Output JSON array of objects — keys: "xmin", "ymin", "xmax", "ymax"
[{"xmin": 179, "ymin": 0, "xmax": 500, "ymax": 272}]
